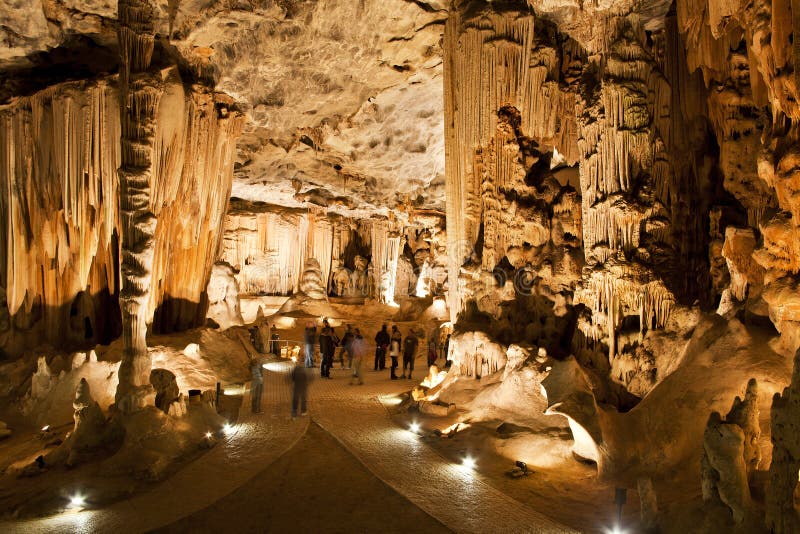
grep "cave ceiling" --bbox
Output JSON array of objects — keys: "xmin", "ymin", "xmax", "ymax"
[{"xmin": 1, "ymin": 0, "xmax": 674, "ymax": 220}]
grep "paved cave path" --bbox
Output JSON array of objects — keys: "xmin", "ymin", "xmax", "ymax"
[{"xmin": 4, "ymin": 361, "xmax": 574, "ymax": 534}]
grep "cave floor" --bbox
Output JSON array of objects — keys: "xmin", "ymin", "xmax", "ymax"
[{"xmin": 2, "ymin": 359, "xmax": 574, "ymax": 534}]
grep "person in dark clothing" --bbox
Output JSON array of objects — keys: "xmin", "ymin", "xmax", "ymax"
[
  {"xmin": 338, "ymin": 324, "xmax": 354, "ymax": 368},
  {"xmin": 319, "ymin": 320, "xmax": 335, "ymax": 378},
  {"xmin": 303, "ymin": 321, "xmax": 317, "ymax": 367},
  {"xmin": 374, "ymin": 324, "xmax": 390, "ymax": 371},
  {"xmin": 290, "ymin": 363, "xmax": 310, "ymax": 417},
  {"xmin": 250, "ymin": 358, "xmax": 264, "ymax": 413},
  {"xmin": 427, "ymin": 338, "xmax": 438, "ymax": 367},
  {"xmin": 270, "ymin": 324, "xmax": 280, "ymax": 355},
  {"xmin": 401, "ymin": 331, "xmax": 419, "ymax": 379}
]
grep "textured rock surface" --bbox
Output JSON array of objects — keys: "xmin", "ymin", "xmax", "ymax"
[{"xmin": 767, "ymin": 349, "xmax": 800, "ymax": 534}]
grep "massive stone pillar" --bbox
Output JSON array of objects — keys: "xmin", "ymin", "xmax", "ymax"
[
  {"xmin": 115, "ymin": 0, "xmax": 162, "ymax": 412},
  {"xmin": 443, "ymin": 0, "xmax": 579, "ymax": 325},
  {"xmin": 574, "ymin": 17, "xmax": 676, "ymax": 359}
]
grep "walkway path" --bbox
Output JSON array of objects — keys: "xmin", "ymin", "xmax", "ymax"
[
  {"xmin": 310, "ymin": 367, "xmax": 575, "ymax": 534},
  {"xmin": 3, "ymin": 361, "xmax": 574, "ymax": 533}
]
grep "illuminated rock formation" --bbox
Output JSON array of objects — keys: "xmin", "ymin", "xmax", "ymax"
[{"xmin": 700, "ymin": 379, "xmax": 760, "ymax": 524}]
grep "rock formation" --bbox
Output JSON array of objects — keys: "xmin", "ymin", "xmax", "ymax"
[
  {"xmin": 298, "ymin": 258, "xmax": 328, "ymax": 301},
  {"xmin": 149, "ymin": 368, "xmax": 180, "ymax": 413},
  {"xmin": 767, "ymin": 350, "xmax": 800, "ymax": 534},
  {"xmin": 700, "ymin": 379, "xmax": 760, "ymax": 524},
  {"xmin": 206, "ymin": 262, "xmax": 244, "ymax": 330}
]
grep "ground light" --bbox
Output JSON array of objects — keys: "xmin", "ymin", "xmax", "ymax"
[
  {"xmin": 41, "ymin": 425, "xmax": 50, "ymax": 432},
  {"xmin": 205, "ymin": 431, "xmax": 212, "ymax": 439},
  {"xmin": 409, "ymin": 422, "xmax": 420, "ymax": 433},
  {"xmin": 68, "ymin": 493, "xmax": 86, "ymax": 509},
  {"xmin": 223, "ymin": 423, "xmax": 233, "ymax": 436},
  {"xmin": 462, "ymin": 456, "xmax": 476, "ymax": 470}
]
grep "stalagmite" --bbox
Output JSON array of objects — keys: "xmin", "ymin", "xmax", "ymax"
[{"xmin": 700, "ymin": 378, "xmax": 760, "ymax": 523}]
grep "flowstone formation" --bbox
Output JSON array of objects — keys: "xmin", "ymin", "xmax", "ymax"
[{"xmin": 443, "ymin": 0, "xmax": 583, "ymax": 355}]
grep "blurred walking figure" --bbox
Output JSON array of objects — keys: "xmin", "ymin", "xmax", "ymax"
[
  {"xmin": 401, "ymin": 330, "xmax": 419, "ymax": 380},
  {"xmin": 304, "ymin": 321, "xmax": 317, "ymax": 367},
  {"xmin": 319, "ymin": 319, "xmax": 335, "ymax": 379},
  {"xmin": 444, "ymin": 333, "xmax": 452, "ymax": 369},
  {"xmin": 374, "ymin": 324, "xmax": 390, "ymax": 371},
  {"xmin": 350, "ymin": 329, "xmax": 365, "ymax": 385},
  {"xmin": 427, "ymin": 338, "xmax": 438, "ymax": 367},
  {"xmin": 291, "ymin": 362, "xmax": 310, "ymax": 417},
  {"xmin": 250, "ymin": 358, "xmax": 264, "ymax": 414},
  {"xmin": 339, "ymin": 324, "xmax": 354, "ymax": 369}
]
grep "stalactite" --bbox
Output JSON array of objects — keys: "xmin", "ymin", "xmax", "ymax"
[
  {"xmin": 576, "ymin": 17, "xmax": 679, "ymax": 360},
  {"xmin": 370, "ymin": 220, "xmax": 402, "ymax": 305}
]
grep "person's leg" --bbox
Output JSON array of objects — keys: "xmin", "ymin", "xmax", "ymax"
[
  {"xmin": 374, "ymin": 349, "xmax": 379, "ymax": 371},
  {"xmin": 300, "ymin": 387, "xmax": 307, "ymax": 415},
  {"xmin": 346, "ymin": 349, "xmax": 353, "ymax": 369},
  {"xmin": 390, "ymin": 356, "xmax": 398, "ymax": 379},
  {"xmin": 305, "ymin": 344, "xmax": 313, "ymax": 367},
  {"xmin": 292, "ymin": 385, "xmax": 299, "ymax": 416},
  {"xmin": 409, "ymin": 355, "xmax": 414, "ymax": 379}
]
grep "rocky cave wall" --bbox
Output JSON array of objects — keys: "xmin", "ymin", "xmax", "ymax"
[
  {"xmin": 0, "ymin": 70, "xmax": 242, "ymax": 358},
  {"xmin": 443, "ymin": 0, "xmax": 800, "ymax": 411}
]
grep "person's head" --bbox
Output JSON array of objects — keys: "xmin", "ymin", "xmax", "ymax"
[
  {"xmin": 381, "ymin": 324, "xmax": 387, "ymax": 331},
  {"xmin": 346, "ymin": 324, "xmax": 352, "ymax": 331},
  {"xmin": 391, "ymin": 325, "xmax": 398, "ymax": 332},
  {"xmin": 323, "ymin": 319, "xmax": 330, "ymax": 327},
  {"xmin": 355, "ymin": 328, "xmax": 362, "ymax": 338}
]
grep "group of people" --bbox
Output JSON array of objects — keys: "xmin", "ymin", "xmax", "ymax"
[
  {"xmin": 373, "ymin": 324, "xmax": 419, "ymax": 380},
  {"xmin": 303, "ymin": 320, "xmax": 368, "ymax": 385},
  {"xmin": 251, "ymin": 319, "xmax": 449, "ymax": 416}
]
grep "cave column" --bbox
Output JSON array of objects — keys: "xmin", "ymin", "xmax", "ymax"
[
  {"xmin": 443, "ymin": 0, "xmax": 537, "ymax": 321},
  {"xmin": 115, "ymin": 0, "xmax": 162, "ymax": 412},
  {"xmin": 574, "ymin": 16, "xmax": 676, "ymax": 358}
]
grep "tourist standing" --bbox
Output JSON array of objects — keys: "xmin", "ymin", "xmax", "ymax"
[
  {"xmin": 389, "ymin": 331, "xmax": 401, "ymax": 380},
  {"xmin": 401, "ymin": 330, "xmax": 419, "ymax": 379},
  {"xmin": 374, "ymin": 324, "xmax": 390, "ymax": 370},
  {"xmin": 304, "ymin": 321, "xmax": 317, "ymax": 367},
  {"xmin": 319, "ymin": 320, "xmax": 335, "ymax": 378},
  {"xmin": 290, "ymin": 362, "xmax": 310, "ymax": 417},
  {"xmin": 350, "ymin": 329, "xmax": 365, "ymax": 385},
  {"xmin": 270, "ymin": 324, "xmax": 280, "ymax": 355},
  {"xmin": 444, "ymin": 333, "xmax": 452, "ymax": 369}
]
